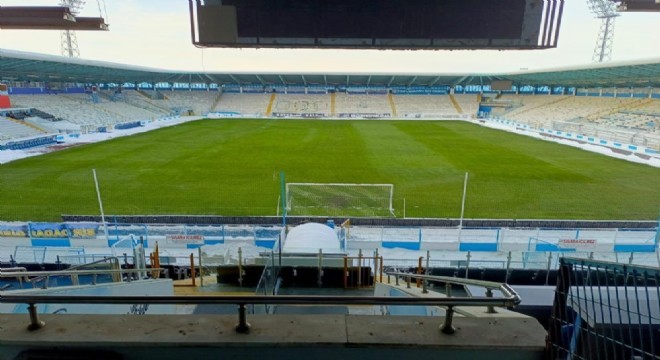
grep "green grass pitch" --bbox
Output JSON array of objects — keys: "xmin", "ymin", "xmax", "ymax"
[{"xmin": 0, "ymin": 119, "xmax": 658, "ymax": 221}]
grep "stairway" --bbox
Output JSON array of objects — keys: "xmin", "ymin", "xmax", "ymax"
[
  {"xmin": 330, "ymin": 93, "xmax": 337, "ymax": 117},
  {"xmin": 0, "ymin": 117, "xmax": 46, "ymax": 139},
  {"xmin": 265, "ymin": 93, "xmax": 277, "ymax": 116},
  {"xmin": 6, "ymin": 117, "xmax": 47, "ymax": 133},
  {"xmin": 387, "ymin": 93, "xmax": 398, "ymax": 117},
  {"xmin": 449, "ymin": 94, "xmax": 463, "ymax": 114},
  {"xmin": 211, "ymin": 92, "xmax": 223, "ymax": 111}
]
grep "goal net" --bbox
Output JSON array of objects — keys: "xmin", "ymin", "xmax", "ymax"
[{"xmin": 285, "ymin": 183, "xmax": 394, "ymax": 217}]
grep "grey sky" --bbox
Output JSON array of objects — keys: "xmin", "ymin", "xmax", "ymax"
[{"xmin": 0, "ymin": 0, "xmax": 658, "ymax": 73}]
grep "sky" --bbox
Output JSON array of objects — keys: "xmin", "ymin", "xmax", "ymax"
[{"xmin": 0, "ymin": 0, "xmax": 658, "ymax": 74}]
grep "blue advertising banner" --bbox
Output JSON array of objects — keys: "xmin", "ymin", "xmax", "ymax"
[
  {"xmin": 0, "ymin": 223, "xmax": 29, "ymax": 237},
  {"xmin": 27, "ymin": 223, "xmax": 99, "ymax": 238},
  {"xmin": 29, "ymin": 223, "xmax": 70, "ymax": 238}
]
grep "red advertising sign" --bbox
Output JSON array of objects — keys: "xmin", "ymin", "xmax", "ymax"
[
  {"xmin": 165, "ymin": 234, "xmax": 204, "ymax": 244},
  {"xmin": 558, "ymin": 239, "xmax": 597, "ymax": 249}
]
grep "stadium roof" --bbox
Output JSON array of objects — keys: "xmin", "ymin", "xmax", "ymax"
[{"xmin": 1, "ymin": 48, "xmax": 659, "ymax": 88}]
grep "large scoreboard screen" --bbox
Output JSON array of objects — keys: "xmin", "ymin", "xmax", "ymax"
[
  {"xmin": 190, "ymin": 0, "xmax": 564, "ymax": 50},
  {"xmin": 617, "ymin": 0, "xmax": 660, "ymax": 12}
]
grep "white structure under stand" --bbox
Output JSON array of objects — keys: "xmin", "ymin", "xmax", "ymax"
[{"xmin": 282, "ymin": 223, "xmax": 341, "ymax": 254}]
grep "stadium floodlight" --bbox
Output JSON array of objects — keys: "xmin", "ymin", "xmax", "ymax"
[
  {"xmin": 286, "ymin": 183, "xmax": 395, "ymax": 217},
  {"xmin": 587, "ymin": 0, "xmax": 620, "ymax": 63}
]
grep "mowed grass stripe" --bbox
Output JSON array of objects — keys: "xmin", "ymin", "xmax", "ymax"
[{"xmin": 0, "ymin": 119, "xmax": 658, "ymax": 221}]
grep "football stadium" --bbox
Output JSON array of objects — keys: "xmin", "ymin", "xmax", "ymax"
[{"xmin": 0, "ymin": 1, "xmax": 659, "ymax": 360}]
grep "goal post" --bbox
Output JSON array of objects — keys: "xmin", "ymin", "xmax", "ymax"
[{"xmin": 285, "ymin": 183, "xmax": 394, "ymax": 217}]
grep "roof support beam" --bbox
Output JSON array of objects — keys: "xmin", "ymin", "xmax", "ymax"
[
  {"xmin": 407, "ymin": 76, "xmax": 418, "ymax": 86},
  {"xmin": 254, "ymin": 75, "xmax": 266, "ymax": 85},
  {"xmin": 228, "ymin": 74, "xmax": 241, "ymax": 85},
  {"xmin": 451, "ymin": 75, "xmax": 470, "ymax": 87},
  {"xmin": 428, "ymin": 76, "xmax": 443, "ymax": 87}
]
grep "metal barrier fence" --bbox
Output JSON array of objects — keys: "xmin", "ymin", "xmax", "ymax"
[
  {"xmin": 547, "ymin": 257, "xmax": 659, "ymax": 360},
  {"xmin": 0, "ymin": 272, "xmax": 520, "ymax": 335}
]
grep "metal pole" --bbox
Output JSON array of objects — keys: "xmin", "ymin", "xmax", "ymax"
[
  {"xmin": 343, "ymin": 257, "xmax": 348, "ymax": 289},
  {"xmin": 27, "ymin": 303, "xmax": 45, "ymax": 331},
  {"xmin": 357, "ymin": 249, "xmax": 362, "ymax": 287},
  {"xmin": 423, "ymin": 250, "xmax": 430, "ymax": 294},
  {"xmin": 485, "ymin": 288, "xmax": 496, "ymax": 314},
  {"xmin": 505, "ymin": 251, "xmax": 512, "ymax": 283},
  {"xmin": 440, "ymin": 306, "xmax": 456, "ymax": 334},
  {"xmin": 417, "ymin": 256, "xmax": 423, "ymax": 287},
  {"xmin": 280, "ymin": 171, "xmax": 287, "ymax": 226},
  {"xmin": 465, "ymin": 251, "xmax": 471, "ymax": 279},
  {"xmin": 92, "ymin": 169, "xmax": 110, "ymax": 244},
  {"xmin": 317, "ymin": 249, "xmax": 323, "ymax": 287},
  {"xmin": 544, "ymin": 262, "xmax": 552, "ymax": 286},
  {"xmin": 238, "ymin": 247, "xmax": 243, "ymax": 287},
  {"xmin": 198, "ymin": 247, "xmax": 204, "ymax": 287},
  {"xmin": 459, "ymin": 172, "xmax": 469, "ymax": 229},
  {"xmin": 235, "ymin": 304, "xmax": 251, "ymax": 333},
  {"xmin": 380, "ymin": 256, "xmax": 384, "ymax": 283},
  {"xmin": 190, "ymin": 253, "xmax": 196, "ymax": 287}
]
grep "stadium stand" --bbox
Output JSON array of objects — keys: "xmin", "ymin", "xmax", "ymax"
[
  {"xmin": 118, "ymin": 90, "xmax": 219, "ymax": 116},
  {"xmin": 393, "ymin": 94, "xmax": 459, "ymax": 118},
  {"xmin": 272, "ymin": 94, "xmax": 330, "ymax": 116},
  {"xmin": 0, "ymin": 115, "xmax": 46, "ymax": 139},
  {"xmin": 502, "ymin": 96, "xmax": 640, "ymax": 128},
  {"xmin": 452, "ymin": 94, "xmax": 480, "ymax": 116},
  {"xmin": 71, "ymin": 94, "xmax": 163, "ymax": 120},
  {"xmin": 593, "ymin": 99, "xmax": 660, "ymax": 132},
  {"xmin": 11, "ymin": 94, "xmax": 130, "ymax": 127},
  {"xmin": 213, "ymin": 93, "xmax": 272, "ymax": 116},
  {"xmin": 160, "ymin": 91, "xmax": 219, "ymax": 116},
  {"xmin": 101, "ymin": 90, "xmax": 170, "ymax": 116},
  {"xmin": 334, "ymin": 93, "xmax": 392, "ymax": 117}
]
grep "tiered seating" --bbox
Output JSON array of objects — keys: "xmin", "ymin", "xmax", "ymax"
[
  {"xmin": 214, "ymin": 93, "xmax": 272, "ymax": 116},
  {"xmin": 0, "ymin": 116, "xmax": 46, "ymax": 140},
  {"xmin": 25, "ymin": 117, "xmax": 80, "ymax": 133},
  {"xmin": 393, "ymin": 95, "xmax": 458, "ymax": 118},
  {"xmin": 30, "ymin": 108, "xmax": 57, "ymax": 120},
  {"xmin": 499, "ymin": 95, "xmax": 568, "ymax": 117},
  {"xmin": 452, "ymin": 94, "xmax": 479, "ymax": 116},
  {"xmin": 102, "ymin": 91, "xmax": 170, "ymax": 117},
  {"xmin": 11, "ymin": 94, "xmax": 127, "ymax": 127},
  {"xmin": 503, "ymin": 96, "xmax": 637, "ymax": 128},
  {"xmin": 594, "ymin": 99, "xmax": 660, "ymax": 132},
  {"xmin": 160, "ymin": 91, "xmax": 219, "ymax": 115},
  {"xmin": 333, "ymin": 93, "xmax": 391, "ymax": 116},
  {"xmin": 63, "ymin": 94, "xmax": 163, "ymax": 121},
  {"xmin": 272, "ymin": 94, "xmax": 330, "ymax": 115}
]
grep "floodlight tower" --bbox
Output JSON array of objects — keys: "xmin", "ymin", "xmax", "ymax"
[
  {"xmin": 60, "ymin": 0, "xmax": 85, "ymax": 57},
  {"xmin": 587, "ymin": 0, "xmax": 620, "ymax": 63}
]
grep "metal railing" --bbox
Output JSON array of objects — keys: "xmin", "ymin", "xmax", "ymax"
[
  {"xmin": 0, "ymin": 272, "xmax": 520, "ymax": 335},
  {"xmin": 546, "ymin": 257, "xmax": 659, "ymax": 360},
  {"xmin": 0, "ymin": 267, "xmax": 163, "ymax": 289}
]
